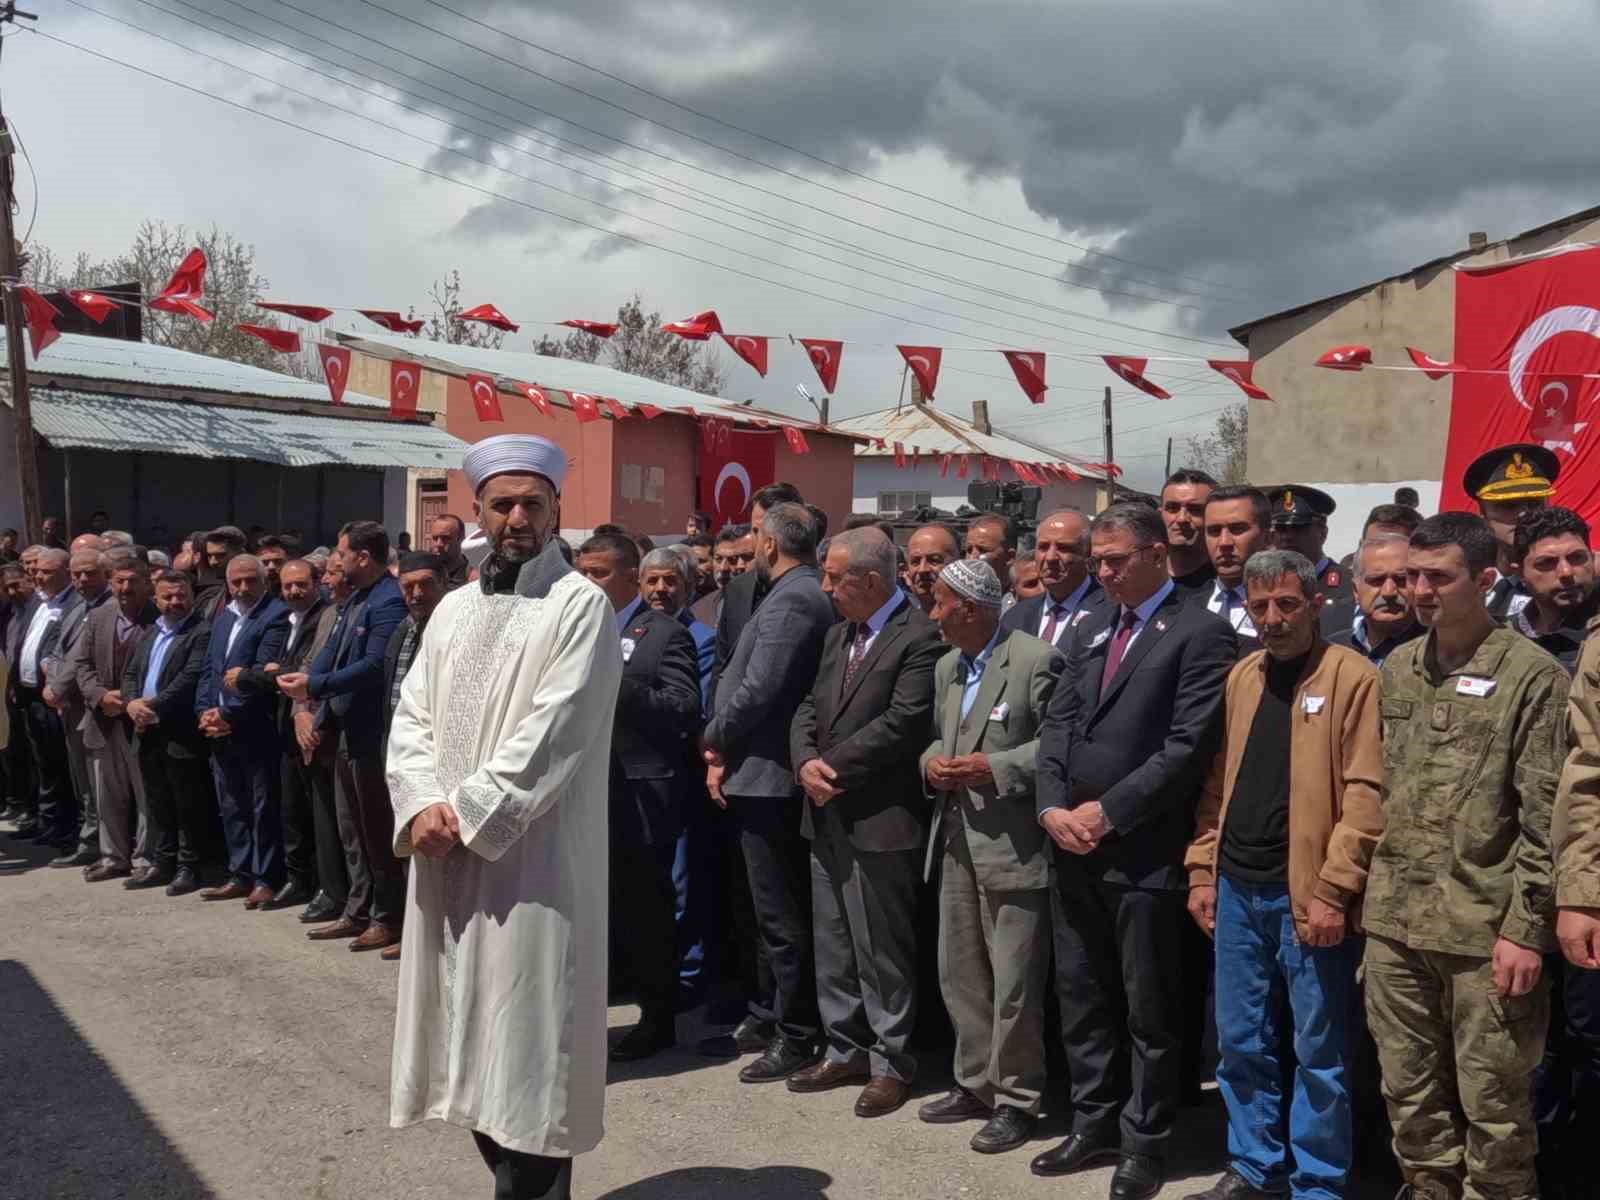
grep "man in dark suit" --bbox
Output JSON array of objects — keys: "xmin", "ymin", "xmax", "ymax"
[
  {"xmin": 1197, "ymin": 485, "xmax": 1272, "ymax": 658},
  {"xmin": 13, "ymin": 547, "xmax": 82, "ymax": 851},
  {"xmin": 787, "ymin": 528, "xmax": 943, "ymax": 1118},
  {"xmin": 703, "ymin": 501, "xmax": 835, "ymax": 1083},
  {"xmin": 1033, "ymin": 502, "xmax": 1236, "ymax": 1200},
  {"xmin": 288, "ymin": 558, "xmax": 350, "ymax": 924},
  {"xmin": 195, "ymin": 554, "xmax": 290, "ymax": 906},
  {"xmin": 3, "ymin": 559, "xmax": 38, "ymax": 830},
  {"xmin": 576, "ymin": 534, "xmax": 703, "ymax": 1060},
  {"xmin": 123, "ymin": 570, "xmax": 213, "ymax": 894},
  {"xmin": 712, "ymin": 483, "xmax": 804, "ymax": 687},
  {"xmin": 1002, "ymin": 509, "xmax": 1109, "ymax": 652},
  {"xmin": 278, "ymin": 520, "xmax": 408, "ymax": 953},
  {"xmin": 195, "ymin": 526, "xmax": 246, "ymax": 622}
]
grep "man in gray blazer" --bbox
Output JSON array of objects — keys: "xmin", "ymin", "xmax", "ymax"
[
  {"xmin": 917, "ymin": 558, "xmax": 1063, "ymax": 1155},
  {"xmin": 702, "ymin": 502, "xmax": 834, "ymax": 1085},
  {"xmin": 42, "ymin": 546, "xmax": 112, "ymax": 867}
]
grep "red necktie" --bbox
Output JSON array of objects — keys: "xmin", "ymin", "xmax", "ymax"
[
  {"xmin": 844, "ymin": 623, "xmax": 871, "ymax": 687},
  {"xmin": 1040, "ymin": 601, "xmax": 1068, "ymax": 645},
  {"xmin": 1099, "ymin": 609, "xmax": 1140, "ymax": 692}
]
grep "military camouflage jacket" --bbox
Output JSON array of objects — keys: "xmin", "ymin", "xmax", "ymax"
[
  {"xmin": 1366, "ymin": 626, "xmax": 1569, "ymax": 956},
  {"xmin": 1554, "ymin": 619, "xmax": 1600, "ymax": 910}
]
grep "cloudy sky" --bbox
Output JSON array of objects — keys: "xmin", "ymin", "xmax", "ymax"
[{"xmin": 16, "ymin": 0, "xmax": 1600, "ymax": 490}]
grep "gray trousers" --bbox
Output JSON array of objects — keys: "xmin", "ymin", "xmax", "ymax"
[
  {"xmin": 810, "ymin": 818, "xmax": 921, "ymax": 1083},
  {"xmin": 938, "ymin": 831, "xmax": 1050, "ymax": 1114},
  {"xmin": 66, "ymin": 706, "xmax": 98, "ymax": 855},
  {"xmin": 91, "ymin": 721, "xmax": 150, "ymax": 871}
]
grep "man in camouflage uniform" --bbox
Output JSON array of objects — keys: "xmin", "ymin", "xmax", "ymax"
[{"xmin": 1365, "ymin": 513, "xmax": 1568, "ymax": 1200}]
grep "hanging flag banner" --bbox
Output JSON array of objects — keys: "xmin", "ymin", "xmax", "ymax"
[
  {"xmin": 570, "ymin": 392, "xmax": 602, "ymax": 423},
  {"xmin": 663, "ymin": 309, "xmax": 722, "ymax": 339},
  {"xmin": 782, "ymin": 426, "xmax": 810, "ymax": 455},
  {"xmin": 700, "ymin": 427, "xmax": 777, "ymax": 528},
  {"xmin": 957, "ymin": 454, "xmax": 970, "ymax": 479},
  {"xmin": 18, "ymin": 286, "xmax": 61, "ymax": 357},
  {"xmin": 359, "ymin": 309, "xmax": 425, "ymax": 334},
  {"xmin": 939, "ymin": 454, "xmax": 952, "ymax": 478},
  {"xmin": 317, "ymin": 343, "xmax": 351, "ymax": 405},
  {"xmin": 64, "ymin": 290, "xmax": 117, "ymax": 324},
  {"xmin": 467, "ymin": 372, "xmax": 504, "ymax": 422},
  {"xmin": 1001, "ymin": 350, "xmax": 1048, "ymax": 404},
  {"xmin": 237, "ymin": 324, "xmax": 300, "ymax": 353},
  {"xmin": 256, "ymin": 301, "xmax": 334, "ymax": 323},
  {"xmin": 799, "ymin": 338, "xmax": 843, "ymax": 393},
  {"xmin": 518, "ymin": 382, "xmax": 553, "ymax": 417},
  {"xmin": 897, "ymin": 345, "xmax": 942, "ymax": 398},
  {"xmin": 1206, "ymin": 359, "xmax": 1273, "ymax": 401},
  {"xmin": 558, "ymin": 319, "xmax": 618, "ymax": 338},
  {"xmin": 149, "ymin": 248, "xmax": 214, "ymax": 322},
  {"xmin": 1101, "ymin": 355, "xmax": 1172, "ymax": 399},
  {"xmin": 460, "ymin": 303, "xmax": 519, "ymax": 333},
  {"xmin": 1441, "ymin": 245, "xmax": 1600, "ymax": 520},
  {"xmin": 601, "ymin": 396, "xmax": 630, "ymax": 420},
  {"xmin": 1315, "ymin": 344, "xmax": 1372, "ymax": 371},
  {"xmin": 721, "ymin": 333, "xmax": 769, "ymax": 377},
  {"xmin": 636, "ymin": 403, "xmax": 663, "ymax": 419},
  {"xmin": 893, "ymin": 441, "xmax": 907, "ymax": 468},
  {"xmin": 1405, "ymin": 346, "xmax": 1465, "ymax": 380},
  {"xmin": 389, "ymin": 359, "xmax": 422, "ymax": 418},
  {"xmin": 912, "ymin": 446, "xmax": 921, "ymax": 470}
]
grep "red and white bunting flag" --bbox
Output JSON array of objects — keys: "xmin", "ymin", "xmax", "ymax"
[
  {"xmin": 939, "ymin": 454, "xmax": 952, "ymax": 478},
  {"xmin": 1059, "ymin": 462, "xmax": 1080, "ymax": 482},
  {"xmin": 1011, "ymin": 460, "xmax": 1032, "ymax": 484},
  {"xmin": 237, "ymin": 324, "xmax": 300, "ymax": 353},
  {"xmin": 893, "ymin": 441, "xmax": 907, "ymax": 468},
  {"xmin": 912, "ymin": 445, "xmax": 921, "ymax": 469},
  {"xmin": 957, "ymin": 454, "xmax": 970, "ymax": 479},
  {"xmin": 1406, "ymin": 346, "xmax": 1464, "ymax": 380},
  {"xmin": 256, "ymin": 301, "xmax": 334, "ymax": 323},
  {"xmin": 559, "ymin": 319, "xmax": 618, "ymax": 338},
  {"xmin": 1101, "ymin": 355, "xmax": 1172, "ymax": 399},
  {"xmin": 317, "ymin": 344, "xmax": 351, "ymax": 404},
  {"xmin": 1206, "ymin": 359, "xmax": 1273, "ymax": 401},
  {"xmin": 799, "ymin": 338, "xmax": 843, "ymax": 393},
  {"xmin": 721, "ymin": 333, "xmax": 769, "ymax": 377},
  {"xmin": 149, "ymin": 248, "xmax": 213, "ymax": 322},
  {"xmin": 460, "ymin": 303, "xmax": 519, "ymax": 333},
  {"xmin": 570, "ymin": 392, "xmax": 602, "ymax": 423},
  {"xmin": 1002, "ymin": 350, "xmax": 1048, "ymax": 404},
  {"xmin": 390, "ymin": 360, "xmax": 422, "ymax": 418},
  {"xmin": 636, "ymin": 403, "xmax": 663, "ymax": 419},
  {"xmin": 601, "ymin": 396, "xmax": 630, "ymax": 420},
  {"xmin": 783, "ymin": 426, "xmax": 810, "ymax": 455},
  {"xmin": 662, "ymin": 309, "xmax": 722, "ymax": 339},
  {"xmin": 872, "ymin": 437, "xmax": 887, "ymax": 450},
  {"xmin": 897, "ymin": 345, "xmax": 942, "ymax": 398},
  {"xmin": 518, "ymin": 383, "xmax": 553, "ymax": 417},
  {"xmin": 64, "ymin": 289, "xmax": 117, "ymax": 324},
  {"xmin": 17, "ymin": 286, "xmax": 60, "ymax": 357},
  {"xmin": 1315, "ymin": 344, "xmax": 1372, "ymax": 371},
  {"xmin": 467, "ymin": 372, "xmax": 503, "ymax": 422},
  {"xmin": 358, "ymin": 309, "xmax": 425, "ymax": 334}
]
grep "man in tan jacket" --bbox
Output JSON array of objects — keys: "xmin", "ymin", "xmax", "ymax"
[{"xmin": 1184, "ymin": 550, "xmax": 1383, "ymax": 1200}]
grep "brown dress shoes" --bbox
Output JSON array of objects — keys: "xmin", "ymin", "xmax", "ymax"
[
  {"xmin": 199, "ymin": 880, "xmax": 251, "ymax": 902},
  {"xmin": 306, "ymin": 916, "xmax": 365, "ymax": 940},
  {"xmin": 855, "ymin": 1077, "xmax": 910, "ymax": 1118},
  {"xmin": 350, "ymin": 923, "xmax": 399, "ymax": 952}
]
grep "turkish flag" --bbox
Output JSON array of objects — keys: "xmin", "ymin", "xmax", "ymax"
[
  {"xmin": 957, "ymin": 454, "xmax": 969, "ymax": 479},
  {"xmin": 636, "ymin": 403, "xmax": 663, "ymax": 419},
  {"xmin": 893, "ymin": 442, "xmax": 907, "ymax": 468},
  {"xmin": 238, "ymin": 324, "xmax": 301, "ymax": 353},
  {"xmin": 1406, "ymin": 346, "xmax": 1464, "ymax": 380},
  {"xmin": 17, "ymin": 287, "xmax": 60, "ymax": 357},
  {"xmin": 898, "ymin": 345, "xmax": 942, "ymax": 398},
  {"xmin": 721, "ymin": 333, "xmax": 769, "ymax": 377},
  {"xmin": 318, "ymin": 344, "xmax": 351, "ymax": 404},
  {"xmin": 912, "ymin": 446, "xmax": 921, "ymax": 469},
  {"xmin": 700, "ymin": 428, "xmax": 777, "ymax": 528},
  {"xmin": 467, "ymin": 372, "xmax": 504, "ymax": 422},
  {"xmin": 800, "ymin": 338, "xmax": 842, "ymax": 393},
  {"xmin": 1002, "ymin": 350, "xmax": 1048, "ymax": 404},
  {"xmin": 1206, "ymin": 359, "xmax": 1272, "ymax": 401},
  {"xmin": 1102, "ymin": 355, "xmax": 1172, "ymax": 399},
  {"xmin": 518, "ymin": 382, "xmax": 553, "ymax": 417},
  {"xmin": 460, "ymin": 303, "xmax": 519, "ymax": 333},
  {"xmin": 1441, "ymin": 246, "xmax": 1600, "ymax": 519},
  {"xmin": 663, "ymin": 309, "xmax": 722, "ymax": 339},
  {"xmin": 939, "ymin": 454, "xmax": 952, "ymax": 478},
  {"xmin": 359, "ymin": 309, "xmax": 424, "ymax": 334},
  {"xmin": 390, "ymin": 360, "xmax": 422, "ymax": 418},
  {"xmin": 783, "ymin": 426, "xmax": 810, "ymax": 455},
  {"xmin": 256, "ymin": 301, "xmax": 334, "ymax": 323},
  {"xmin": 559, "ymin": 319, "xmax": 617, "ymax": 338},
  {"xmin": 65, "ymin": 290, "xmax": 117, "ymax": 324},
  {"xmin": 601, "ymin": 396, "xmax": 630, "ymax": 420},
  {"xmin": 570, "ymin": 392, "xmax": 602, "ymax": 423},
  {"xmin": 150, "ymin": 248, "xmax": 212, "ymax": 321},
  {"xmin": 1315, "ymin": 344, "xmax": 1371, "ymax": 371}
]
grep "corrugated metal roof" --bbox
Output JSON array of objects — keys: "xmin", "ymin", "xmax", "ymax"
[
  {"xmin": 339, "ymin": 331, "xmax": 860, "ymax": 434},
  {"xmin": 23, "ymin": 387, "xmax": 465, "ymax": 470},
  {"xmin": 8, "ymin": 330, "xmax": 386, "ymax": 408},
  {"xmin": 831, "ymin": 404, "xmax": 1106, "ymax": 478}
]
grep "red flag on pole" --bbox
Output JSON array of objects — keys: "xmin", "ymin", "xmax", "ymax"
[
  {"xmin": 390, "ymin": 360, "xmax": 422, "ymax": 418},
  {"xmin": 64, "ymin": 290, "xmax": 117, "ymax": 324},
  {"xmin": 1315, "ymin": 344, "xmax": 1372, "ymax": 371},
  {"xmin": 570, "ymin": 392, "xmax": 602, "ymax": 423},
  {"xmin": 893, "ymin": 442, "xmax": 907, "ymax": 468},
  {"xmin": 518, "ymin": 383, "xmax": 553, "ymax": 417},
  {"xmin": 149, "ymin": 248, "xmax": 213, "ymax": 321},
  {"xmin": 317, "ymin": 344, "xmax": 350, "ymax": 405},
  {"xmin": 358, "ymin": 309, "xmax": 425, "ymax": 334},
  {"xmin": 721, "ymin": 333, "xmax": 769, "ymax": 377},
  {"xmin": 256, "ymin": 301, "xmax": 334, "ymax": 323},
  {"xmin": 799, "ymin": 338, "xmax": 843, "ymax": 393},
  {"xmin": 783, "ymin": 426, "xmax": 810, "ymax": 455},
  {"xmin": 558, "ymin": 319, "xmax": 618, "ymax": 338},
  {"xmin": 1206, "ymin": 359, "xmax": 1273, "ymax": 401},
  {"xmin": 237, "ymin": 324, "xmax": 301, "ymax": 353},
  {"xmin": 663, "ymin": 310, "xmax": 722, "ymax": 339},
  {"xmin": 17, "ymin": 287, "xmax": 60, "ymax": 357},
  {"xmin": 460, "ymin": 303, "xmax": 519, "ymax": 333},
  {"xmin": 897, "ymin": 345, "xmax": 942, "ymax": 398},
  {"xmin": 1001, "ymin": 350, "xmax": 1048, "ymax": 404},
  {"xmin": 467, "ymin": 373, "xmax": 504, "ymax": 422},
  {"xmin": 1102, "ymin": 355, "xmax": 1172, "ymax": 399},
  {"xmin": 1405, "ymin": 346, "xmax": 1464, "ymax": 380}
]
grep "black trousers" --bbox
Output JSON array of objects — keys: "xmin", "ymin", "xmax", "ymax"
[
  {"xmin": 19, "ymin": 686, "xmax": 74, "ymax": 846},
  {"xmin": 471, "ymin": 1133, "xmax": 571, "ymax": 1200},
  {"xmin": 611, "ymin": 834, "xmax": 681, "ymax": 1026},
  {"xmin": 335, "ymin": 742, "xmax": 402, "ymax": 926},
  {"xmin": 3, "ymin": 695, "xmax": 34, "ymax": 813},
  {"xmin": 139, "ymin": 744, "xmax": 216, "ymax": 872},
  {"xmin": 1536, "ymin": 953, "xmax": 1600, "ymax": 1195},
  {"xmin": 279, "ymin": 749, "xmax": 334, "ymax": 892},
  {"xmin": 732, "ymin": 798, "xmax": 817, "ymax": 1044},
  {"xmin": 1052, "ymin": 867, "xmax": 1185, "ymax": 1158}
]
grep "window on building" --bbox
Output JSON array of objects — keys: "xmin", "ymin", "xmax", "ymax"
[{"xmin": 877, "ymin": 490, "xmax": 933, "ymax": 516}]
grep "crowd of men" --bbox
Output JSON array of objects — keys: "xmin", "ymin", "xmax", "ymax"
[{"xmin": 5, "ymin": 434, "xmax": 1600, "ymax": 1200}]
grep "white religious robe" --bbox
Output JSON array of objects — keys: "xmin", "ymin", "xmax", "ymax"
[{"xmin": 386, "ymin": 566, "xmax": 620, "ymax": 1157}]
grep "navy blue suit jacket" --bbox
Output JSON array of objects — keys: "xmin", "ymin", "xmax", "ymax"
[
  {"xmin": 196, "ymin": 597, "xmax": 291, "ymax": 741},
  {"xmin": 307, "ymin": 573, "xmax": 407, "ymax": 758}
]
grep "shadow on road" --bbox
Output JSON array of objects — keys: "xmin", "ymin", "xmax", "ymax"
[
  {"xmin": 0, "ymin": 959, "xmax": 216, "ymax": 1199},
  {"xmin": 594, "ymin": 1165, "xmax": 832, "ymax": 1198}
]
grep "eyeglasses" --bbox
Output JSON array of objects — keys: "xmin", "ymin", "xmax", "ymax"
[{"xmin": 1088, "ymin": 544, "xmax": 1155, "ymax": 574}]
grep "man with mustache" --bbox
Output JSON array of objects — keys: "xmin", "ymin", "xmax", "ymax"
[
  {"xmin": 1002, "ymin": 509, "xmax": 1108, "ymax": 652},
  {"xmin": 905, "ymin": 524, "xmax": 960, "ymax": 616},
  {"xmin": 1510, "ymin": 507, "xmax": 1598, "ymax": 674},
  {"xmin": 1330, "ymin": 533, "xmax": 1423, "ymax": 666}
]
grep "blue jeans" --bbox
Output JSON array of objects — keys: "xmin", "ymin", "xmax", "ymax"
[{"xmin": 1215, "ymin": 877, "xmax": 1358, "ymax": 1199}]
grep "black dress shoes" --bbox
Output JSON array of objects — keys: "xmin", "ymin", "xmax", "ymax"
[
  {"xmin": 6, "ymin": 821, "xmax": 39, "ymax": 840},
  {"xmin": 1030, "ymin": 1132, "xmax": 1123, "ymax": 1177},
  {"xmin": 970, "ymin": 1106, "xmax": 1035, "ymax": 1154},
  {"xmin": 1110, "ymin": 1153, "xmax": 1164, "ymax": 1200},
  {"xmin": 1183, "ymin": 1170, "xmax": 1281, "ymax": 1200},
  {"xmin": 51, "ymin": 847, "xmax": 99, "ymax": 868},
  {"xmin": 166, "ymin": 867, "xmax": 200, "ymax": 897},
  {"xmin": 264, "ymin": 879, "xmax": 316, "ymax": 911},
  {"xmin": 737, "ymin": 1037, "xmax": 819, "ymax": 1083},
  {"xmin": 696, "ymin": 1016, "xmax": 774, "ymax": 1059},
  {"xmin": 609, "ymin": 1020, "xmax": 676, "ymax": 1062},
  {"xmin": 918, "ymin": 1087, "xmax": 991, "ymax": 1124},
  {"xmin": 299, "ymin": 892, "xmax": 341, "ymax": 923}
]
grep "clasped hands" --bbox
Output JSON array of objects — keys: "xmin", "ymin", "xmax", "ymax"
[
  {"xmin": 409, "ymin": 801, "xmax": 460, "ymax": 858},
  {"xmin": 924, "ymin": 753, "xmax": 994, "ymax": 792},
  {"xmin": 198, "ymin": 707, "xmax": 232, "ymax": 739},
  {"xmin": 1039, "ymin": 801, "xmax": 1109, "ymax": 856}
]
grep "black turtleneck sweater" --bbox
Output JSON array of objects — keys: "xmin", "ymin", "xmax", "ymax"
[{"xmin": 1219, "ymin": 649, "xmax": 1308, "ymax": 886}]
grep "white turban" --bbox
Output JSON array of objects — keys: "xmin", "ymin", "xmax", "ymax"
[{"xmin": 462, "ymin": 434, "xmax": 568, "ymax": 495}]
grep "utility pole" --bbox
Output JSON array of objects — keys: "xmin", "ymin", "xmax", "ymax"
[
  {"xmin": 1164, "ymin": 436, "xmax": 1173, "ymax": 479},
  {"xmin": 1, "ymin": 2, "xmax": 40, "ymax": 542},
  {"xmin": 1101, "ymin": 385, "xmax": 1117, "ymax": 504}
]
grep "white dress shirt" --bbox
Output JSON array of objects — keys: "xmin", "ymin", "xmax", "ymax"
[
  {"xmin": 1120, "ymin": 578, "xmax": 1176, "ymax": 652},
  {"xmin": 1036, "ymin": 576, "xmax": 1094, "ymax": 646},
  {"xmin": 1206, "ymin": 578, "xmax": 1257, "ymax": 637},
  {"xmin": 224, "ymin": 594, "xmax": 267, "ymax": 656},
  {"xmin": 18, "ymin": 586, "xmax": 71, "ymax": 686}
]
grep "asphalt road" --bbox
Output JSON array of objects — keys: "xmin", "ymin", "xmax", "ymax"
[{"xmin": 0, "ymin": 827, "xmax": 1393, "ymax": 1200}]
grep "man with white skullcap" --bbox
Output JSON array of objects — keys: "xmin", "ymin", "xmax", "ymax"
[
  {"xmin": 386, "ymin": 434, "xmax": 621, "ymax": 1199},
  {"xmin": 916, "ymin": 557, "xmax": 1065, "ymax": 1155}
]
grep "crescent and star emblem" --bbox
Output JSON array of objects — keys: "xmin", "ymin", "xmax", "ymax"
[
  {"xmin": 810, "ymin": 345, "xmax": 831, "ymax": 366},
  {"xmin": 735, "ymin": 336, "xmax": 758, "ymax": 355},
  {"xmin": 714, "ymin": 462, "xmax": 751, "ymax": 515},
  {"xmin": 1507, "ymin": 304, "xmax": 1600, "ymax": 407},
  {"xmin": 396, "ymin": 370, "xmax": 414, "ymax": 393},
  {"xmin": 325, "ymin": 358, "xmax": 343, "ymax": 379}
]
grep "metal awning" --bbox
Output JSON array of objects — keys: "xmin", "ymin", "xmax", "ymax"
[{"xmin": 24, "ymin": 387, "xmax": 465, "ymax": 470}]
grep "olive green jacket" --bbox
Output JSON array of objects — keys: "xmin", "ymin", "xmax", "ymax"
[
  {"xmin": 1366, "ymin": 626, "xmax": 1569, "ymax": 956},
  {"xmin": 1554, "ymin": 619, "xmax": 1600, "ymax": 910}
]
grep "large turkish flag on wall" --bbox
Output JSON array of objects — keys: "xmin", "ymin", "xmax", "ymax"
[
  {"xmin": 1440, "ymin": 245, "xmax": 1600, "ymax": 522},
  {"xmin": 699, "ymin": 428, "xmax": 777, "ymax": 529}
]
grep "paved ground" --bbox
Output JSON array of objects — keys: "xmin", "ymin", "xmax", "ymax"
[{"xmin": 0, "ymin": 828, "xmax": 1394, "ymax": 1200}]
